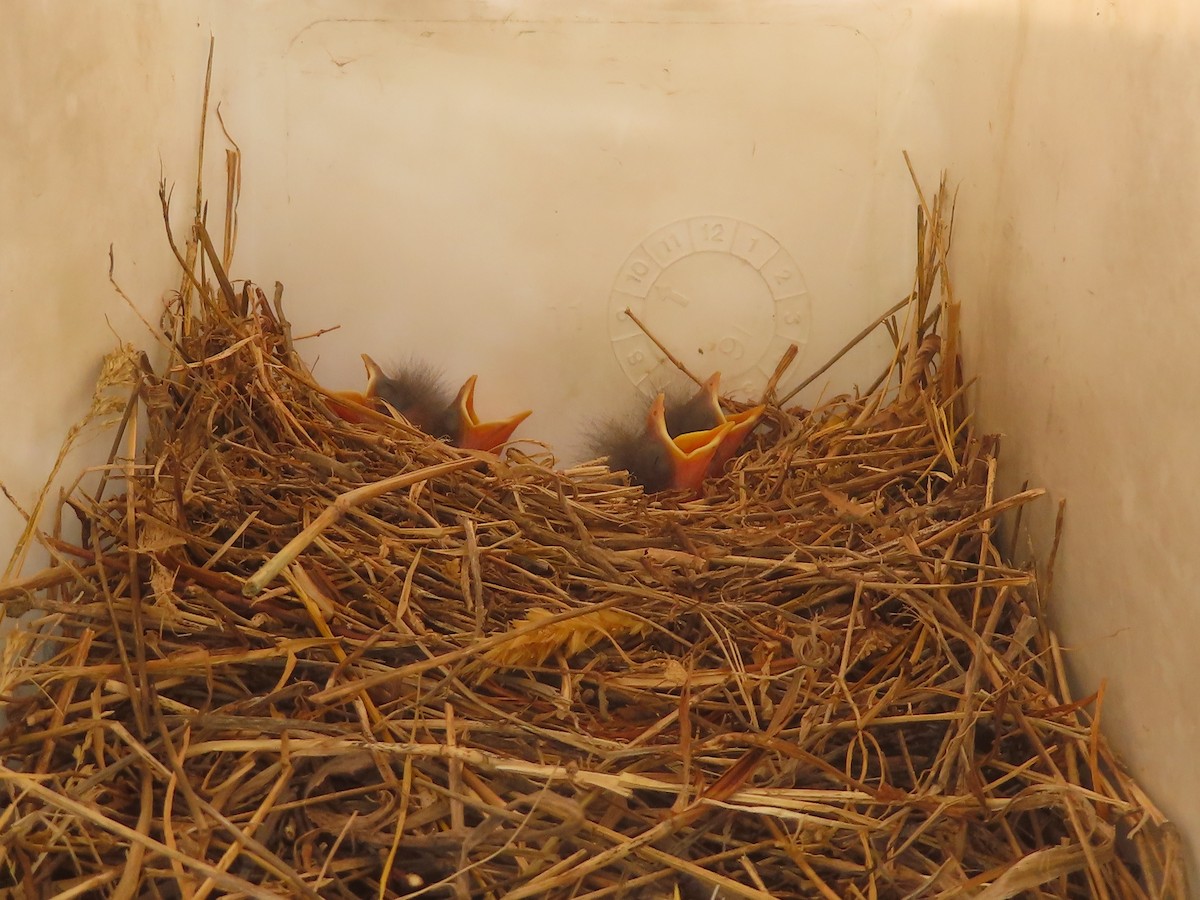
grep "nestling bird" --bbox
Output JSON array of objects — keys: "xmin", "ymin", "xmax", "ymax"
[
  {"xmin": 592, "ymin": 393, "xmax": 733, "ymax": 495},
  {"xmin": 328, "ymin": 355, "xmax": 531, "ymax": 451},
  {"xmin": 663, "ymin": 372, "xmax": 766, "ymax": 475}
]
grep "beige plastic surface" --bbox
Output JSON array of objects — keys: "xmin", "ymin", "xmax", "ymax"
[{"xmin": 2, "ymin": 0, "xmax": 1197, "ymax": 882}]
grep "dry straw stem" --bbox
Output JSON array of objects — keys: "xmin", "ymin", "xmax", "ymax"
[
  {"xmin": 242, "ymin": 457, "xmax": 479, "ymax": 597},
  {"xmin": 622, "ymin": 305, "xmax": 705, "ymax": 388},
  {"xmin": 0, "ymin": 65, "xmax": 1185, "ymax": 899}
]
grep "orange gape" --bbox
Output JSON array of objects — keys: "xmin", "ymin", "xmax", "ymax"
[
  {"xmin": 646, "ymin": 394, "xmax": 733, "ymax": 495},
  {"xmin": 326, "ymin": 390, "xmax": 376, "ymax": 425},
  {"xmin": 664, "ymin": 372, "xmax": 766, "ymax": 476},
  {"xmin": 589, "ymin": 393, "xmax": 733, "ymax": 496},
  {"xmin": 327, "ymin": 355, "xmax": 530, "ymax": 452},
  {"xmin": 588, "ymin": 372, "xmax": 765, "ymax": 495},
  {"xmin": 446, "ymin": 375, "xmax": 532, "ymax": 451}
]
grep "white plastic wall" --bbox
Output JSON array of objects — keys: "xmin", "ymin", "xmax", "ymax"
[
  {"xmin": 2, "ymin": 0, "xmax": 1196, "ymax": 881},
  {"xmin": 945, "ymin": 1, "xmax": 1200, "ymax": 883}
]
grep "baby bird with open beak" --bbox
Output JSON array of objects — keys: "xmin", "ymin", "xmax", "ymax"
[
  {"xmin": 664, "ymin": 372, "xmax": 766, "ymax": 476},
  {"xmin": 592, "ymin": 394, "xmax": 733, "ymax": 495},
  {"xmin": 592, "ymin": 372, "xmax": 766, "ymax": 495},
  {"xmin": 329, "ymin": 355, "xmax": 531, "ymax": 452}
]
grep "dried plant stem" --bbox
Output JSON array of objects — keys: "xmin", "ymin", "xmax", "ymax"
[
  {"xmin": 779, "ymin": 293, "xmax": 913, "ymax": 406},
  {"xmin": 622, "ymin": 306, "xmax": 705, "ymax": 386},
  {"xmin": 243, "ymin": 458, "xmax": 476, "ymax": 596},
  {"xmin": 761, "ymin": 341, "xmax": 799, "ymax": 402},
  {"xmin": 0, "ymin": 762, "xmax": 282, "ymax": 898}
]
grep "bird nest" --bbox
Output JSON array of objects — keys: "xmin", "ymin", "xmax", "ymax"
[{"xmin": 0, "ymin": 136, "xmax": 1188, "ymax": 898}]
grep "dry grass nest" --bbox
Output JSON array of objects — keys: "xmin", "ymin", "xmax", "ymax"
[{"xmin": 0, "ymin": 158, "xmax": 1188, "ymax": 896}]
